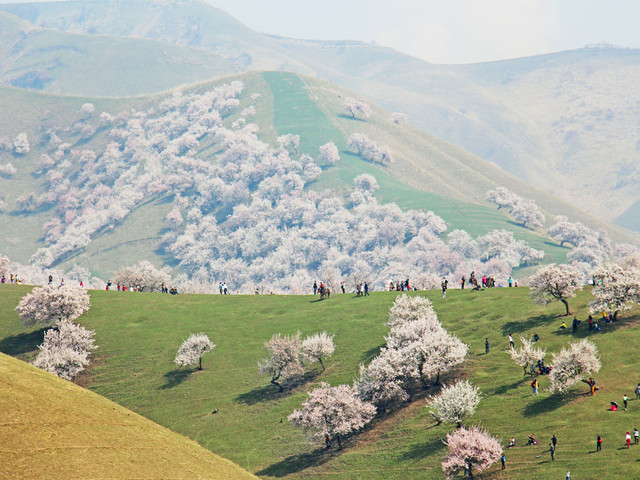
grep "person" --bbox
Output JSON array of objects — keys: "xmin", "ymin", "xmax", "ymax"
[
  {"xmin": 340, "ymin": 281, "xmax": 345, "ymax": 294},
  {"xmin": 48, "ymin": 274, "xmax": 53, "ymax": 285},
  {"xmin": 611, "ymin": 401, "xmax": 618, "ymax": 411},
  {"xmin": 558, "ymin": 321, "xmax": 567, "ymax": 330},
  {"xmin": 552, "ymin": 434, "xmax": 557, "ymax": 449},
  {"xmin": 588, "ymin": 315, "xmax": 594, "ymax": 330},
  {"xmin": 586, "ymin": 377, "xmax": 596, "ymax": 395},
  {"xmin": 508, "ymin": 276, "xmax": 514, "ymax": 287},
  {"xmin": 313, "ymin": 281, "xmax": 318, "ymax": 295},
  {"xmin": 572, "ymin": 316, "xmax": 580, "ymax": 332},
  {"xmin": 634, "ymin": 428, "xmax": 639, "ymax": 445},
  {"xmin": 635, "ymin": 383, "xmax": 640, "ymax": 399},
  {"xmin": 566, "ymin": 471, "xmax": 571, "ymax": 480},
  {"xmin": 485, "ymin": 338, "xmax": 490, "ymax": 354},
  {"xmin": 364, "ymin": 282, "xmax": 369, "ymax": 296},
  {"xmin": 460, "ymin": 276, "xmax": 465, "ymax": 290},
  {"xmin": 597, "ymin": 434, "xmax": 603, "ymax": 451},
  {"xmin": 626, "ymin": 431, "xmax": 631, "ymax": 448},
  {"xmin": 508, "ymin": 333, "xmax": 514, "ymax": 348},
  {"xmin": 549, "ymin": 442, "xmax": 555, "ymax": 460},
  {"xmin": 441, "ymin": 277, "xmax": 448, "ymax": 299},
  {"xmin": 219, "ymin": 282, "xmax": 223, "ymax": 294},
  {"xmin": 624, "ymin": 394, "xmax": 628, "ymax": 410},
  {"xmin": 325, "ymin": 435, "xmax": 332, "ymax": 449},
  {"xmin": 531, "ymin": 378, "xmax": 539, "ymax": 395},
  {"xmin": 527, "ymin": 434, "xmax": 538, "ymax": 445},
  {"xmin": 501, "ymin": 453, "xmax": 506, "ymax": 470},
  {"xmin": 508, "ymin": 437, "xmax": 516, "ymax": 448},
  {"xmin": 533, "ymin": 333, "xmax": 540, "ymax": 342}
]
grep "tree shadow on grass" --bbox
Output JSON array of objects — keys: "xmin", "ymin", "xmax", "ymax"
[
  {"xmin": 501, "ymin": 314, "xmax": 562, "ymax": 336},
  {"xmin": 0, "ymin": 328, "xmax": 47, "ymax": 356},
  {"xmin": 235, "ymin": 371, "xmax": 321, "ymax": 405},
  {"xmin": 401, "ymin": 436, "xmax": 445, "ymax": 461},
  {"xmin": 361, "ymin": 343, "xmax": 384, "ymax": 363},
  {"xmin": 256, "ymin": 446, "xmax": 337, "ymax": 477},
  {"xmin": 522, "ymin": 394, "xmax": 566, "ymax": 417},
  {"xmin": 158, "ymin": 369, "xmax": 193, "ymax": 390},
  {"xmin": 487, "ymin": 377, "xmax": 530, "ymax": 396}
]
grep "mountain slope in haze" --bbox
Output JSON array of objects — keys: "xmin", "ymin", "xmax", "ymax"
[
  {"xmin": 0, "ymin": 352, "xmax": 258, "ymax": 480},
  {"xmin": 4, "ymin": 0, "xmax": 639, "ymax": 228},
  {"xmin": 0, "ymin": 9, "xmax": 235, "ymax": 96}
]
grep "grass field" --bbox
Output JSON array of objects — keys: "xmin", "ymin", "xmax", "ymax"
[{"xmin": 1, "ymin": 283, "xmax": 640, "ymax": 479}]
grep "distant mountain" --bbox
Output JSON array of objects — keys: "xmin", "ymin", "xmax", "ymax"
[
  {"xmin": 3, "ymin": 0, "xmax": 638, "ymax": 230},
  {"xmin": 0, "ymin": 9, "xmax": 235, "ymax": 96}
]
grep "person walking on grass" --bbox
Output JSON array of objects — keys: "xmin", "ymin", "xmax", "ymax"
[
  {"xmin": 597, "ymin": 434, "xmax": 603, "ymax": 451},
  {"xmin": 549, "ymin": 442, "xmax": 555, "ymax": 461},
  {"xmin": 485, "ymin": 338, "xmax": 490, "ymax": 354},
  {"xmin": 552, "ymin": 434, "xmax": 557, "ymax": 450},
  {"xmin": 508, "ymin": 333, "xmax": 514, "ymax": 348},
  {"xmin": 501, "ymin": 454, "xmax": 506, "ymax": 470},
  {"xmin": 624, "ymin": 394, "xmax": 628, "ymax": 410},
  {"xmin": 531, "ymin": 378, "xmax": 539, "ymax": 396},
  {"xmin": 634, "ymin": 428, "xmax": 639, "ymax": 445},
  {"xmin": 626, "ymin": 431, "xmax": 631, "ymax": 448}
]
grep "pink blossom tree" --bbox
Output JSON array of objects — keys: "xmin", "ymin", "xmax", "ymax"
[
  {"xmin": 288, "ymin": 382, "xmax": 376, "ymax": 449},
  {"xmin": 113, "ymin": 261, "xmax": 171, "ymax": 292},
  {"xmin": 258, "ymin": 332, "xmax": 304, "ymax": 391},
  {"xmin": 318, "ymin": 142, "xmax": 340, "ymax": 165},
  {"xmin": 528, "ymin": 263, "xmax": 584, "ymax": 316},
  {"xmin": 442, "ymin": 426, "xmax": 502, "ymax": 479},
  {"xmin": 485, "ymin": 187, "xmax": 519, "ymax": 211},
  {"xmin": 16, "ymin": 285, "xmax": 91, "ymax": 327},
  {"xmin": 589, "ymin": 263, "xmax": 640, "ymax": 321}
]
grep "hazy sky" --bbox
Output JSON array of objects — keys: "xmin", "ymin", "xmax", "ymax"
[{"xmin": 2, "ymin": 0, "xmax": 639, "ymax": 63}]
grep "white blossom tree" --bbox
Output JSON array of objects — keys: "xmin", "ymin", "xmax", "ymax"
[
  {"xmin": 0, "ymin": 163, "xmax": 16, "ymax": 177},
  {"xmin": 589, "ymin": 263, "xmax": 640, "ymax": 321},
  {"xmin": 113, "ymin": 261, "xmax": 171, "ymax": 292},
  {"xmin": 485, "ymin": 187, "xmax": 519, "ymax": 211},
  {"xmin": 302, "ymin": 332, "xmax": 335, "ymax": 370},
  {"xmin": 510, "ymin": 199, "xmax": 545, "ymax": 228},
  {"xmin": 354, "ymin": 346, "xmax": 412, "ymax": 410},
  {"xmin": 32, "ymin": 319, "xmax": 97, "ymax": 381},
  {"xmin": 318, "ymin": 142, "xmax": 340, "ymax": 165},
  {"xmin": 16, "ymin": 285, "xmax": 91, "ymax": 327},
  {"xmin": 391, "ymin": 112, "xmax": 408, "ymax": 125},
  {"xmin": 342, "ymin": 97, "xmax": 372, "ymax": 120},
  {"xmin": 386, "ymin": 294, "xmax": 438, "ymax": 328},
  {"xmin": 174, "ymin": 333, "xmax": 216, "ymax": 370},
  {"xmin": 547, "ymin": 216, "xmax": 587, "ymax": 247},
  {"xmin": 353, "ymin": 173, "xmax": 379, "ymax": 193},
  {"xmin": 547, "ymin": 339, "xmax": 601, "ymax": 394},
  {"xmin": 288, "ymin": 382, "xmax": 376, "ymax": 449},
  {"xmin": 528, "ymin": 263, "xmax": 584, "ymax": 316},
  {"xmin": 429, "ymin": 380, "xmax": 481, "ymax": 427},
  {"xmin": 12, "ymin": 132, "xmax": 30, "ymax": 154},
  {"xmin": 258, "ymin": 332, "xmax": 304, "ymax": 391},
  {"xmin": 277, "ymin": 134, "xmax": 300, "ymax": 153},
  {"xmin": 442, "ymin": 426, "xmax": 502, "ymax": 479},
  {"xmin": 508, "ymin": 337, "xmax": 546, "ymax": 376}
]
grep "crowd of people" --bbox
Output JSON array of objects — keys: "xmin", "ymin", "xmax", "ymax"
[{"xmin": 1, "ymin": 273, "xmax": 22, "ymax": 284}]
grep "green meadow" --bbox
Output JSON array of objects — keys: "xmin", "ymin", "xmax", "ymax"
[{"xmin": 1, "ymin": 283, "xmax": 639, "ymax": 479}]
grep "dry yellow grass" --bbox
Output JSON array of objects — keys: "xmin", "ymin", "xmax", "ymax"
[{"xmin": 0, "ymin": 353, "xmax": 257, "ymax": 480}]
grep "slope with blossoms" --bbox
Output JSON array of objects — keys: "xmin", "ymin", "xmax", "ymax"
[
  {"xmin": 1, "ymin": 69, "xmax": 633, "ymax": 289},
  {"xmin": 1, "ymin": 283, "xmax": 640, "ymax": 479}
]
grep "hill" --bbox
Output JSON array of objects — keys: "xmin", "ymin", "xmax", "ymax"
[
  {"xmin": 1, "ymin": 283, "xmax": 640, "ymax": 479},
  {"xmin": 0, "ymin": 68, "xmax": 617, "ymax": 284},
  {"xmin": 4, "ymin": 1, "xmax": 640, "ymax": 226},
  {"xmin": 0, "ymin": 349, "xmax": 257, "ymax": 479},
  {"xmin": 0, "ymin": 9, "xmax": 235, "ymax": 97}
]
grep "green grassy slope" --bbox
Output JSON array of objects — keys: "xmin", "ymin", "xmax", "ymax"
[
  {"xmin": 1, "ymin": 284, "xmax": 639, "ymax": 479},
  {"xmin": 0, "ymin": 347, "xmax": 257, "ymax": 479},
  {"xmin": 0, "ymin": 10, "xmax": 235, "ymax": 97}
]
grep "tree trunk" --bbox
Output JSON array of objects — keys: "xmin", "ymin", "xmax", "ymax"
[
  {"xmin": 336, "ymin": 434, "xmax": 342, "ymax": 450},
  {"xmin": 271, "ymin": 378, "xmax": 283, "ymax": 392},
  {"xmin": 319, "ymin": 358, "xmax": 325, "ymax": 371},
  {"xmin": 434, "ymin": 372, "xmax": 441, "ymax": 386},
  {"xmin": 468, "ymin": 463, "xmax": 473, "ymax": 479},
  {"xmin": 198, "ymin": 356, "xmax": 203, "ymax": 370},
  {"xmin": 613, "ymin": 311, "xmax": 619, "ymax": 321},
  {"xmin": 561, "ymin": 298, "xmax": 570, "ymax": 316}
]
